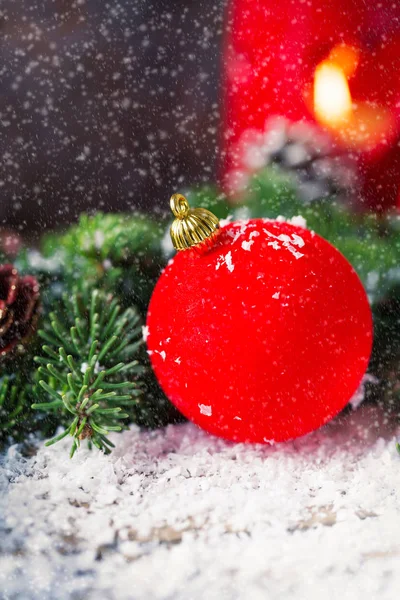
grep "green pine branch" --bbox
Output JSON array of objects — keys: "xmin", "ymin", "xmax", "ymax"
[
  {"xmin": 0, "ymin": 374, "xmax": 29, "ymax": 442},
  {"xmin": 49, "ymin": 212, "xmax": 166, "ymax": 264},
  {"xmin": 39, "ymin": 213, "xmax": 167, "ymax": 315},
  {"xmin": 32, "ymin": 288, "xmax": 145, "ymax": 457}
]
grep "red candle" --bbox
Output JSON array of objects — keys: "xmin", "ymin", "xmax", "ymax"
[{"xmin": 221, "ymin": 0, "xmax": 400, "ymax": 210}]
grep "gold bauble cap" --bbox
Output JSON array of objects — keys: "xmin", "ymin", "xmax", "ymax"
[{"xmin": 170, "ymin": 193, "xmax": 220, "ymax": 250}]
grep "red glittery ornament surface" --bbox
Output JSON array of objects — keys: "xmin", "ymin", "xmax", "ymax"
[{"xmin": 147, "ymin": 219, "xmax": 373, "ymax": 443}]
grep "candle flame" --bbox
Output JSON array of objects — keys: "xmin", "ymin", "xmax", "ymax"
[
  {"xmin": 314, "ymin": 61, "xmax": 352, "ymax": 129},
  {"xmin": 312, "ymin": 44, "xmax": 393, "ymax": 150},
  {"xmin": 313, "ymin": 45, "xmax": 359, "ymax": 130}
]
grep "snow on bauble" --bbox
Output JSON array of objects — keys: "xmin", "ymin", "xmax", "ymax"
[{"xmin": 146, "ymin": 218, "xmax": 373, "ymax": 444}]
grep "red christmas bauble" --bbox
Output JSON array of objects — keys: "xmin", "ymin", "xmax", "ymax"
[{"xmin": 147, "ymin": 219, "xmax": 373, "ymax": 443}]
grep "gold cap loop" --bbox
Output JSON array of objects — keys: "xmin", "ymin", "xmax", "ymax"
[
  {"xmin": 169, "ymin": 193, "xmax": 220, "ymax": 251},
  {"xmin": 170, "ymin": 193, "xmax": 190, "ymax": 219}
]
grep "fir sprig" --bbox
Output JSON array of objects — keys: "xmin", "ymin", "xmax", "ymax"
[
  {"xmin": 40, "ymin": 213, "xmax": 167, "ymax": 314},
  {"xmin": 0, "ymin": 374, "xmax": 29, "ymax": 442},
  {"xmin": 48, "ymin": 212, "xmax": 165, "ymax": 264},
  {"xmin": 32, "ymin": 288, "xmax": 145, "ymax": 457}
]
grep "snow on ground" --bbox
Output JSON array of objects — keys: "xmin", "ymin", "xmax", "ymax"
[{"xmin": 1, "ymin": 405, "xmax": 400, "ymax": 600}]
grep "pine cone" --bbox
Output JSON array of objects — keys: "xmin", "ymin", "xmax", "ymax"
[
  {"xmin": 262, "ymin": 118, "xmax": 357, "ymax": 203},
  {"xmin": 237, "ymin": 116, "xmax": 358, "ymax": 203},
  {"xmin": 0, "ymin": 265, "xmax": 40, "ymax": 357}
]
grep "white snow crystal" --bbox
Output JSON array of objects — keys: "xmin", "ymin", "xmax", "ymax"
[
  {"xmin": 289, "ymin": 233, "xmax": 305, "ymax": 248},
  {"xmin": 219, "ymin": 215, "xmax": 234, "ymax": 228},
  {"xmin": 226, "ymin": 222, "xmax": 249, "ymax": 244},
  {"xmin": 286, "ymin": 247, "xmax": 304, "ymax": 260},
  {"xmin": 76, "ymin": 146, "xmax": 91, "ymax": 161},
  {"xmin": 277, "ymin": 233, "xmax": 304, "ymax": 258},
  {"xmin": 241, "ymin": 240, "xmax": 254, "ymax": 251},
  {"xmin": 156, "ymin": 350, "xmax": 166, "ymax": 361},
  {"xmin": 175, "ymin": 357, "xmax": 181, "ymax": 364},
  {"xmin": 198, "ymin": 404, "xmax": 212, "ymax": 416},
  {"xmin": 267, "ymin": 215, "xmax": 307, "ymax": 230},
  {"xmin": 264, "ymin": 229, "xmax": 305, "ymax": 260},
  {"xmin": 216, "ymin": 251, "xmax": 235, "ymax": 273},
  {"xmin": 161, "ymin": 228, "xmax": 175, "ymax": 258},
  {"xmin": 25, "ymin": 251, "xmax": 60, "ymax": 272},
  {"xmin": 268, "ymin": 241, "xmax": 281, "ymax": 251},
  {"xmin": 277, "ymin": 234, "xmax": 291, "ymax": 243},
  {"xmin": 81, "ymin": 361, "xmax": 100, "ymax": 374},
  {"xmin": 272, "ymin": 292, "xmax": 280, "ymax": 300},
  {"xmin": 224, "ymin": 252, "xmax": 234, "ymax": 272},
  {"xmin": 366, "ymin": 271, "xmax": 379, "ymax": 290},
  {"xmin": 94, "ymin": 361, "xmax": 101, "ymax": 374},
  {"xmin": 289, "ymin": 215, "xmax": 307, "ymax": 229},
  {"xmin": 349, "ymin": 374, "xmax": 378, "ymax": 409},
  {"xmin": 142, "ymin": 326, "xmax": 149, "ymax": 342},
  {"xmin": 94, "ymin": 230, "xmax": 105, "ymax": 249}
]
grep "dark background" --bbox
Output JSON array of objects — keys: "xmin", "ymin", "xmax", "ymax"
[{"xmin": 0, "ymin": 0, "xmax": 226, "ymax": 231}]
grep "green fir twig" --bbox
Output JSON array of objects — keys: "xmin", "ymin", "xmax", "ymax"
[
  {"xmin": 0, "ymin": 374, "xmax": 29, "ymax": 442},
  {"xmin": 40, "ymin": 213, "xmax": 167, "ymax": 315},
  {"xmin": 32, "ymin": 288, "xmax": 145, "ymax": 457}
]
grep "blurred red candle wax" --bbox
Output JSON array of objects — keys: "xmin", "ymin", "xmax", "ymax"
[{"xmin": 222, "ymin": 0, "xmax": 400, "ymax": 210}]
